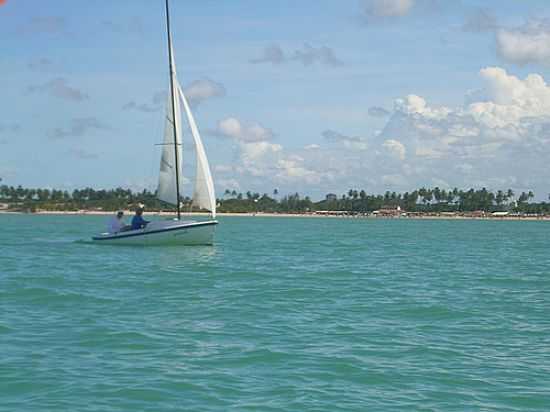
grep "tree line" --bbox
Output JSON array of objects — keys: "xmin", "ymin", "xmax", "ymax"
[{"xmin": 1, "ymin": 184, "xmax": 549, "ymax": 214}]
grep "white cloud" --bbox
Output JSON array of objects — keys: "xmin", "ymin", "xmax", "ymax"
[
  {"xmin": 49, "ymin": 117, "xmax": 109, "ymax": 140},
  {"xmin": 322, "ymin": 129, "xmax": 368, "ymax": 150},
  {"xmin": 394, "ymin": 94, "xmax": 451, "ymax": 119},
  {"xmin": 291, "ymin": 44, "xmax": 344, "ymax": 67},
  {"xmin": 369, "ymin": 66, "xmax": 550, "ymax": 192},
  {"xmin": 275, "ymin": 158, "xmax": 322, "ymax": 184},
  {"xmin": 212, "ymin": 117, "xmax": 330, "ymax": 186},
  {"xmin": 214, "ymin": 164, "xmax": 234, "ymax": 173},
  {"xmin": 217, "ymin": 124, "xmax": 331, "ymax": 188},
  {"xmin": 415, "ymin": 147, "xmax": 442, "ymax": 159},
  {"xmin": 363, "ymin": 0, "xmax": 414, "ymax": 18},
  {"xmin": 123, "ymin": 79, "xmax": 224, "ymax": 113},
  {"xmin": 496, "ymin": 20, "xmax": 550, "ymax": 65},
  {"xmin": 240, "ymin": 141, "xmax": 282, "ymax": 164},
  {"xmin": 382, "ymin": 139, "xmax": 406, "ymax": 160},
  {"xmin": 250, "ymin": 43, "xmax": 343, "ymax": 67},
  {"xmin": 469, "ymin": 67, "xmax": 550, "ymax": 128},
  {"xmin": 216, "ymin": 117, "xmax": 274, "ymax": 142},
  {"xmin": 183, "ymin": 78, "xmax": 226, "ymax": 105},
  {"xmin": 382, "ymin": 174, "xmax": 407, "ymax": 186},
  {"xmin": 368, "ymin": 106, "xmax": 390, "ymax": 117},
  {"xmin": 28, "ymin": 78, "xmax": 88, "ymax": 102},
  {"xmin": 249, "ymin": 44, "xmax": 286, "ymax": 65},
  {"xmin": 218, "ymin": 178, "xmax": 241, "ymax": 191}
]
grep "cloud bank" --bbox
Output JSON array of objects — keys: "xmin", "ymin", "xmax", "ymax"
[{"xmin": 214, "ymin": 67, "xmax": 550, "ymax": 197}]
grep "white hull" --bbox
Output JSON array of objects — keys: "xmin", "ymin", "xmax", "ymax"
[{"xmin": 92, "ymin": 220, "xmax": 217, "ymax": 246}]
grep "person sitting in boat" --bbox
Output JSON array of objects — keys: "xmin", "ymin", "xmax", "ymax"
[
  {"xmin": 131, "ymin": 206, "xmax": 150, "ymax": 230},
  {"xmin": 107, "ymin": 211, "xmax": 129, "ymax": 234}
]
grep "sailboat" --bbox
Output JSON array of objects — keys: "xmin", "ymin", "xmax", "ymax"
[{"xmin": 92, "ymin": 0, "xmax": 218, "ymax": 245}]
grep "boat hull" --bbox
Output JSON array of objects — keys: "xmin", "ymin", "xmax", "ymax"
[{"xmin": 92, "ymin": 220, "xmax": 218, "ymax": 246}]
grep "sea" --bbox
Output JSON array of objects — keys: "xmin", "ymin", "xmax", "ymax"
[{"xmin": 1, "ymin": 214, "xmax": 549, "ymax": 411}]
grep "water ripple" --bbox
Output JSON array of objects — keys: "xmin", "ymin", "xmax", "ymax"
[{"xmin": 1, "ymin": 215, "xmax": 550, "ymax": 411}]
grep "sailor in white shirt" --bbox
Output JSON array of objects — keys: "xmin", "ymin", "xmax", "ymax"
[{"xmin": 107, "ymin": 211, "xmax": 127, "ymax": 233}]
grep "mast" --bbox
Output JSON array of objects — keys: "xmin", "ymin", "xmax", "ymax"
[{"xmin": 165, "ymin": 0, "xmax": 181, "ymax": 219}]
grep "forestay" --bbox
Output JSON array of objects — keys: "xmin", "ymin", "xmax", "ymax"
[{"xmin": 178, "ymin": 86, "xmax": 217, "ymax": 218}]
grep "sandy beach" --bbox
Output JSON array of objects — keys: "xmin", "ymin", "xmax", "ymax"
[{"xmin": 1, "ymin": 209, "xmax": 549, "ymax": 220}]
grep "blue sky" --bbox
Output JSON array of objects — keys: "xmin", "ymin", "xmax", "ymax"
[{"xmin": 2, "ymin": 0, "xmax": 550, "ymax": 199}]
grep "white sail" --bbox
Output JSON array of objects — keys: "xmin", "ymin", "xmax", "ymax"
[
  {"xmin": 178, "ymin": 85, "xmax": 217, "ymax": 218},
  {"xmin": 157, "ymin": 48, "xmax": 183, "ymax": 206}
]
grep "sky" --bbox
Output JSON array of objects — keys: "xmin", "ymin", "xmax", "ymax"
[{"xmin": 2, "ymin": 0, "xmax": 550, "ymax": 199}]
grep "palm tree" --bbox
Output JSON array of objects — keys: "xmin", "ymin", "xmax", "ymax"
[
  {"xmin": 433, "ymin": 187, "xmax": 441, "ymax": 204},
  {"xmin": 495, "ymin": 190, "xmax": 505, "ymax": 208},
  {"xmin": 506, "ymin": 189, "xmax": 514, "ymax": 205},
  {"xmin": 440, "ymin": 189, "xmax": 447, "ymax": 204},
  {"xmin": 424, "ymin": 189, "xmax": 433, "ymax": 206},
  {"xmin": 410, "ymin": 190, "xmax": 419, "ymax": 207},
  {"xmin": 518, "ymin": 192, "xmax": 529, "ymax": 204},
  {"xmin": 418, "ymin": 187, "xmax": 427, "ymax": 205}
]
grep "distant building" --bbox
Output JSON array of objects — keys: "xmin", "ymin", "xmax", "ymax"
[
  {"xmin": 373, "ymin": 205, "xmax": 403, "ymax": 217},
  {"xmin": 315, "ymin": 210, "xmax": 350, "ymax": 216},
  {"xmin": 325, "ymin": 193, "xmax": 338, "ymax": 201},
  {"xmin": 465, "ymin": 210, "xmax": 486, "ymax": 218}
]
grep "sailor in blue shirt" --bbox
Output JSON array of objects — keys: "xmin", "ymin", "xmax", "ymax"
[{"xmin": 131, "ymin": 206, "xmax": 150, "ymax": 230}]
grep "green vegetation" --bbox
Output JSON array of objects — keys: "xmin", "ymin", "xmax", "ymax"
[{"xmin": 1, "ymin": 185, "xmax": 549, "ymax": 215}]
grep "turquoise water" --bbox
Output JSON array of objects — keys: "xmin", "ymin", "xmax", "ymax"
[{"xmin": 1, "ymin": 214, "xmax": 549, "ymax": 411}]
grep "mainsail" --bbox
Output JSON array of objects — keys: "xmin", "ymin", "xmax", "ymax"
[
  {"xmin": 157, "ymin": 8, "xmax": 216, "ymax": 218},
  {"xmin": 157, "ymin": 48, "xmax": 183, "ymax": 206},
  {"xmin": 178, "ymin": 86, "xmax": 217, "ymax": 218}
]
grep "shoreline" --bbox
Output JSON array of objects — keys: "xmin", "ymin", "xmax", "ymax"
[{"xmin": 1, "ymin": 210, "xmax": 549, "ymax": 221}]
